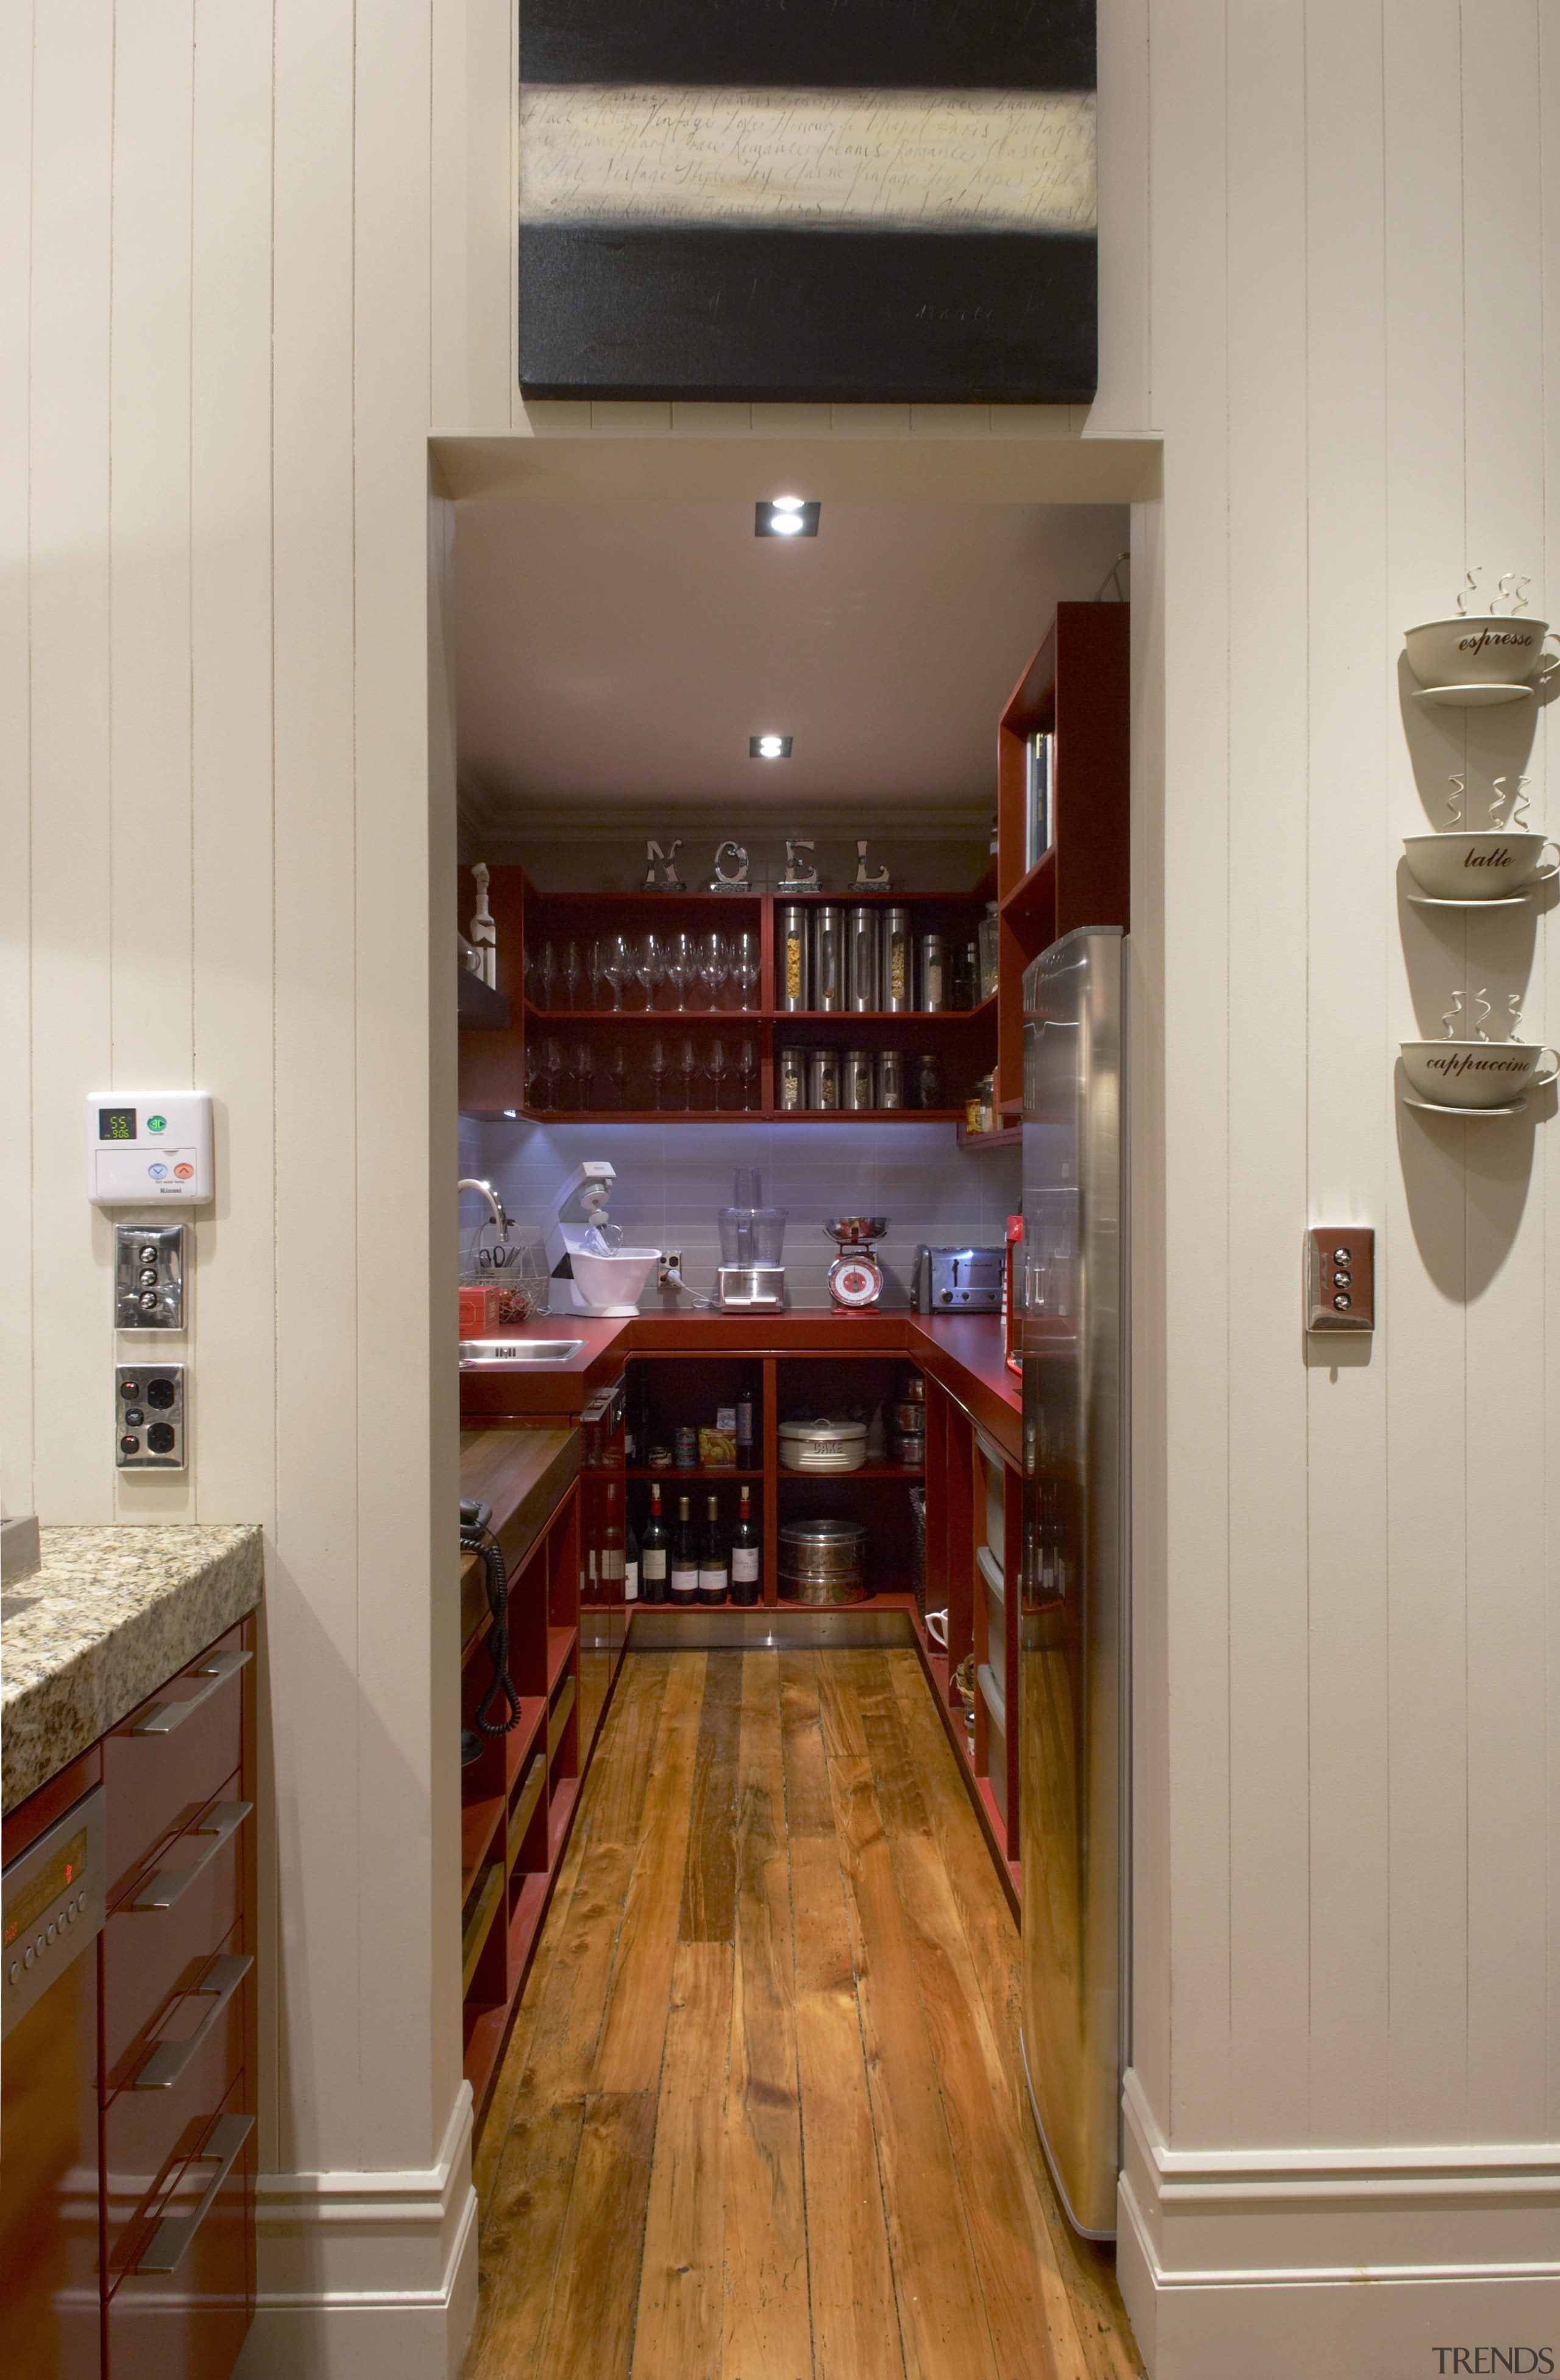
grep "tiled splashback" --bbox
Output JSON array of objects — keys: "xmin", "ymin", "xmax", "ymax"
[{"xmin": 463, "ymin": 1117, "xmax": 1018, "ymax": 1311}]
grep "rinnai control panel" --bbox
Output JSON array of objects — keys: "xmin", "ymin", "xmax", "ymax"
[{"xmin": 88, "ymin": 1093, "xmax": 213, "ymax": 1205}]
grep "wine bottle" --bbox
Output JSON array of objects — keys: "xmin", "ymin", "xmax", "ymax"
[
  {"xmin": 602, "ymin": 1482, "xmax": 625, "ymax": 1603},
  {"xmin": 669, "ymin": 1494, "xmax": 700, "ymax": 1607},
  {"xmin": 736, "ymin": 1390, "xmax": 755, "ymax": 1464},
  {"xmin": 623, "ymin": 1372, "xmax": 639, "ymax": 1467},
  {"xmin": 698, "ymin": 1492, "xmax": 729, "ymax": 1606},
  {"xmin": 730, "ymin": 1484, "xmax": 760, "ymax": 1607},
  {"xmin": 623, "ymin": 1507, "xmax": 639, "ymax": 1603},
  {"xmin": 640, "ymin": 1484, "xmax": 668, "ymax": 1606}
]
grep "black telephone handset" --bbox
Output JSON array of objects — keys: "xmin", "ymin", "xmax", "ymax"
[{"xmin": 459, "ymin": 1499, "xmax": 522, "ymax": 1765}]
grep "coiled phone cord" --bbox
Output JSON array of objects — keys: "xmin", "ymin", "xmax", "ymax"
[{"xmin": 459, "ymin": 1503, "xmax": 523, "ymax": 1751}]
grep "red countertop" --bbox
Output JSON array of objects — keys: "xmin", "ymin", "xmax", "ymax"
[{"xmin": 459, "ymin": 1306, "xmax": 1021, "ymax": 1460}]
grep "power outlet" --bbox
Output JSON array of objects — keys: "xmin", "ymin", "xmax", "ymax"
[
  {"xmin": 115, "ymin": 1362, "xmax": 186, "ymax": 1468},
  {"xmin": 658, "ymin": 1250, "xmax": 684, "ymax": 1289},
  {"xmin": 1304, "ymin": 1228, "xmax": 1374, "ymax": 1331},
  {"xmin": 115, "ymin": 1222, "xmax": 184, "ymax": 1330}
]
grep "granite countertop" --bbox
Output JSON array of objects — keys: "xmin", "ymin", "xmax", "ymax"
[{"xmin": 2, "ymin": 1524, "xmax": 264, "ymax": 1815}]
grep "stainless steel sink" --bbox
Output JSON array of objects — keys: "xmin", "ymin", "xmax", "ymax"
[{"xmin": 459, "ymin": 1338, "xmax": 584, "ymax": 1364}]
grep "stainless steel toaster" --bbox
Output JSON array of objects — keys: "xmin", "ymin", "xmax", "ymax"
[{"xmin": 911, "ymin": 1245, "xmax": 1004, "ymax": 1314}]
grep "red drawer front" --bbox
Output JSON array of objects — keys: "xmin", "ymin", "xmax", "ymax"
[
  {"xmin": 105, "ymin": 1625, "xmax": 247, "ymax": 1907},
  {"xmin": 102, "ymin": 1779, "xmax": 245, "ymax": 2076},
  {"xmin": 104, "ymin": 1925, "xmax": 248, "ymax": 2261},
  {"xmin": 0, "ymin": 1943, "xmax": 101, "ymax": 2380},
  {"xmin": 106, "ymin": 2068, "xmax": 254, "ymax": 2380}
]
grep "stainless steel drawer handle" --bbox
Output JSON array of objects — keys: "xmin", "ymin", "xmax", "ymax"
[
  {"xmin": 134, "ymin": 1952, "xmax": 252, "ymax": 2088},
  {"xmin": 135, "ymin": 2109, "xmax": 254, "ymax": 2274},
  {"xmin": 132, "ymin": 1646, "xmax": 251, "ymax": 1735},
  {"xmin": 132, "ymin": 1801, "xmax": 252, "ymax": 1911}
]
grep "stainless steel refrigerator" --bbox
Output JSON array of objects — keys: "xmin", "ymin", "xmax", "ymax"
[{"xmin": 1018, "ymin": 924, "xmax": 1127, "ymax": 2241}]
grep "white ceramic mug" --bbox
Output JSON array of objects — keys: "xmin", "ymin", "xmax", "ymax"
[
  {"xmin": 1405, "ymin": 615, "xmax": 1552, "ymax": 688},
  {"xmin": 1402, "ymin": 1041, "xmax": 1560, "ymax": 1109},
  {"xmin": 1403, "ymin": 831, "xmax": 1560, "ymax": 901},
  {"xmin": 925, "ymin": 1607, "xmax": 949, "ymax": 1651}
]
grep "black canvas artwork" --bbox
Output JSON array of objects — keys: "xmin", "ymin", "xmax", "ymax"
[{"xmin": 517, "ymin": 0, "xmax": 1097, "ymax": 405}]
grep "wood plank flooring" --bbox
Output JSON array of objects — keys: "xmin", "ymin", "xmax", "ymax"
[{"xmin": 465, "ymin": 1649, "xmax": 1143, "ymax": 2380}]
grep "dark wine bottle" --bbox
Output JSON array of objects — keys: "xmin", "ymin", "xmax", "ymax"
[
  {"xmin": 623, "ymin": 1507, "xmax": 639, "ymax": 1604},
  {"xmin": 640, "ymin": 1483, "xmax": 668, "ymax": 1606},
  {"xmin": 669, "ymin": 1494, "xmax": 700, "ymax": 1607},
  {"xmin": 698, "ymin": 1492, "xmax": 729, "ymax": 1606},
  {"xmin": 602, "ymin": 1482, "xmax": 625, "ymax": 1605},
  {"xmin": 730, "ymin": 1484, "xmax": 760, "ymax": 1607}
]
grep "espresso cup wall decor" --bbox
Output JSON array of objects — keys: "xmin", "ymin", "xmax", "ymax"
[
  {"xmin": 1404, "ymin": 614, "xmax": 1552, "ymax": 690},
  {"xmin": 1401, "ymin": 1041, "xmax": 1560, "ymax": 1110},
  {"xmin": 1403, "ymin": 831, "xmax": 1560, "ymax": 901}
]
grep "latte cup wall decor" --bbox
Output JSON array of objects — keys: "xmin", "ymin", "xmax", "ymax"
[{"xmin": 1403, "ymin": 774, "xmax": 1559, "ymax": 907}]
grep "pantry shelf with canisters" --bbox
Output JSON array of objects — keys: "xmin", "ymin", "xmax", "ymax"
[{"xmin": 457, "ymin": 872, "xmax": 1000, "ymax": 1124}]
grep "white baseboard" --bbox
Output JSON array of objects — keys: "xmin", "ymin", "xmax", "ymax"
[
  {"xmin": 1118, "ymin": 2068, "xmax": 1560, "ymax": 2379},
  {"xmin": 233, "ymin": 2084, "xmax": 478, "ymax": 2380}
]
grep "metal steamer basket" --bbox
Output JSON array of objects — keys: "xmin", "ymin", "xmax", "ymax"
[{"xmin": 778, "ymin": 1518, "xmax": 868, "ymax": 1605}]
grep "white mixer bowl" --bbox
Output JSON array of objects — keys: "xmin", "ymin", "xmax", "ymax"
[{"xmin": 569, "ymin": 1244, "xmax": 660, "ymax": 1314}]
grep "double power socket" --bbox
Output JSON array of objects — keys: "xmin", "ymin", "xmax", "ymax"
[{"xmin": 115, "ymin": 1222, "xmax": 186, "ymax": 1470}]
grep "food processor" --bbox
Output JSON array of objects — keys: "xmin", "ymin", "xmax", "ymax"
[
  {"xmin": 545, "ymin": 1161, "xmax": 661, "ymax": 1315},
  {"xmin": 717, "ymin": 1167, "xmax": 787, "ymax": 1310}
]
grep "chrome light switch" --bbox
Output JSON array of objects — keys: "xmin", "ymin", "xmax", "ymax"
[
  {"xmin": 115, "ymin": 1222, "xmax": 184, "ymax": 1330},
  {"xmin": 116, "ymin": 1362, "xmax": 186, "ymax": 1468},
  {"xmin": 1305, "ymin": 1227, "xmax": 1374, "ymax": 1331}
]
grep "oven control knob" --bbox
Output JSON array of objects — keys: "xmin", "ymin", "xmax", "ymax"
[{"xmin": 939, "ymin": 1288, "xmax": 953, "ymax": 1303}]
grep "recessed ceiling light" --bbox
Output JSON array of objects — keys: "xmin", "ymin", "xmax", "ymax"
[
  {"xmin": 751, "ymin": 734, "xmax": 792, "ymax": 759},
  {"xmin": 755, "ymin": 499, "xmax": 820, "ymax": 539}
]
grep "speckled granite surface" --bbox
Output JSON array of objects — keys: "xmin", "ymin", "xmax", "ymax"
[{"xmin": 2, "ymin": 1525, "xmax": 263, "ymax": 1815}]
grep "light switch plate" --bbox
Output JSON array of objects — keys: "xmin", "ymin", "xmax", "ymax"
[
  {"xmin": 115, "ymin": 1362, "xmax": 186, "ymax": 1468},
  {"xmin": 115, "ymin": 1223, "xmax": 184, "ymax": 1330},
  {"xmin": 1305, "ymin": 1227, "xmax": 1374, "ymax": 1331}
]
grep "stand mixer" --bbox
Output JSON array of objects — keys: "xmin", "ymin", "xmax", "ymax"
[
  {"xmin": 825, "ymin": 1216, "xmax": 890, "ymax": 1311},
  {"xmin": 544, "ymin": 1161, "xmax": 660, "ymax": 1315}
]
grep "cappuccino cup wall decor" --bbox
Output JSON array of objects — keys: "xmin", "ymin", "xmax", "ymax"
[
  {"xmin": 1401, "ymin": 1040, "xmax": 1559, "ymax": 1112},
  {"xmin": 1403, "ymin": 830, "xmax": 1560, "ymax": 903}
]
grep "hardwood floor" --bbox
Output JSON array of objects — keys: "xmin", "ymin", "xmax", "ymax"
[{"xmin": 464, "ymin": 1649, "xmax": 1143, "ymax": 2380}]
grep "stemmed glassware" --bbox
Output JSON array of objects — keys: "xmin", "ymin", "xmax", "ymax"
[
  {"xmin": 601, "ymin": 933, "xmax": 634, "ymax": 1012},
  {"xmin": 698, "ymin": 932, "xmax": 729, "ymax": 1010},
  {"xmin": 539, "ymin": 1037, "xmax": 564, "ymax": 1110},
  {"xmin": 572, "ymin": 1040, "xmax": 594, "ymax": 1111},
  {"xmin": 737, "ymin": 1037, "xmax": 759, "ymax": 1113},
  {"xmin": 561, "ymin": 941, "xmax": 582, "ymax": 1010},
  {"xmin": 677, "ymin": 1036, "xmax": 699, "ymax": 1111},
  {"xmin": 586, "ymin": 939, "xmax": 605, "ymax": 1010},
  {"xmin": 647, "ymin": 1038, "xmax": 668, "ymax": 1114},
  {"xmin": 634, "ymin": 931, "xmax": 664, "ymax": 1011},
  {"xmin": 537, "ymin": 943, "xmax": 558, "ymax": 1010},
  {"xmin": 707, "ymin": 1038, "xmax": 728, "ymax": 1111},
  {"xmin": 731, "ymin": 930, "xmax": 760, "ymax": 1011},
  {"xmin": 604, "ymin": 1044, "xmax": 629, "ymax": 1112},
  {"xmin": 662, "ymin": 930, "xmax": 695, "ymax": 1013}
]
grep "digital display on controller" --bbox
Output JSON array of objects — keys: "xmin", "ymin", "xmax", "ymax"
[{"xmin": 98, "ymin": 1107, "xmax": 136, "ymax": 1142}]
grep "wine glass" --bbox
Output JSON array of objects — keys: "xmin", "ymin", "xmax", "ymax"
[
  {"xmin": 731, "ymin": 929, "xmax": 760, "ymax": 1011},
  {"xmin": 601, "ymin": 933, "xmax": 633, "ymax": 1011},
  {"xmin": 662, "ymin": 930, "xmax": 694, "ymax": 1013},
  {"xmin": 647, "ymin": 1038, "xmax": 668, "ymax": 1114},
  {"xmin": 537, "ymin": 943, "xmax": 558, "ymax": 1010},
  {"xmin": 541, "ymin": 1037, "xmax": 564, "ymax": 1110},
  {"xmin": 707, "ymin": 1037, "xmax": 728, "ymax": 1111},
  {"xmin": 586, "ymin": 938, "xmax": 606, "ymax": 1010},
  {"xmin": 698, "ymin": 931, "xmax": 729, "ymax": 1010},
  {"xmin": 604, "ymin": 1044, "xmax": 629, "ymax": 1112},
  {"xmin": 561, "ymin": 941, "xmax": 581, "ymax": 1010},
  {"xmin": 572, "ymin": 1040, "xmax": 595, "ymax": 1111},
  {"xmin": 678, "ymin": 1036, "xmax": 698, "ymax": 1111},
  {"xmin": 737, "ymin": 1037, "xmax": 759, "ymax": 1113},
  {"xmin": 634, "ymin": 931, "xmax": 664, "ymax": 1011}
]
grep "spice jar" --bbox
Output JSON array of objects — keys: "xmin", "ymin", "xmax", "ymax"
[
  {"xmin": 914, "ymin": 1052, "xmax": 943, "ymax": 1110},
  {"xmin": 881, "ymin": 907, "xmax": 912, "ymax": 1011},
  {"xmin": 847, "ymin": 907, "xmax": 880, "ymax": 1012},
  {"xmin": 807, "ymin": 1049, "xmax": 841, "ymax": 1110},
  {"xmin": 812, "ymin": 905, "xmax": 843, "ymax": 1013},
  {"xmin": 876, "ymin": 1049, "xmax": 904, "ymax": 1108},
  {"xmin": 918, "ymin": 932, "xmax": 948, "ymax": 1013},
  {"xmin": 777, "ymin": 904, "xmax": 809, "ymax": 1012},
  {"xmin": 843, "ymin": 1049, "xmax": 874, "ymax": 1111},
  {"xmin": 778, "ymin": 1047, "xmax": 806, "ymax": 1111}
]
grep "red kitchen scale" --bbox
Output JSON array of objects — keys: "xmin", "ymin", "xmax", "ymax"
[{"xmin": 824, "ymin": 1216, "xmax": 890, "ymax": 1312}]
